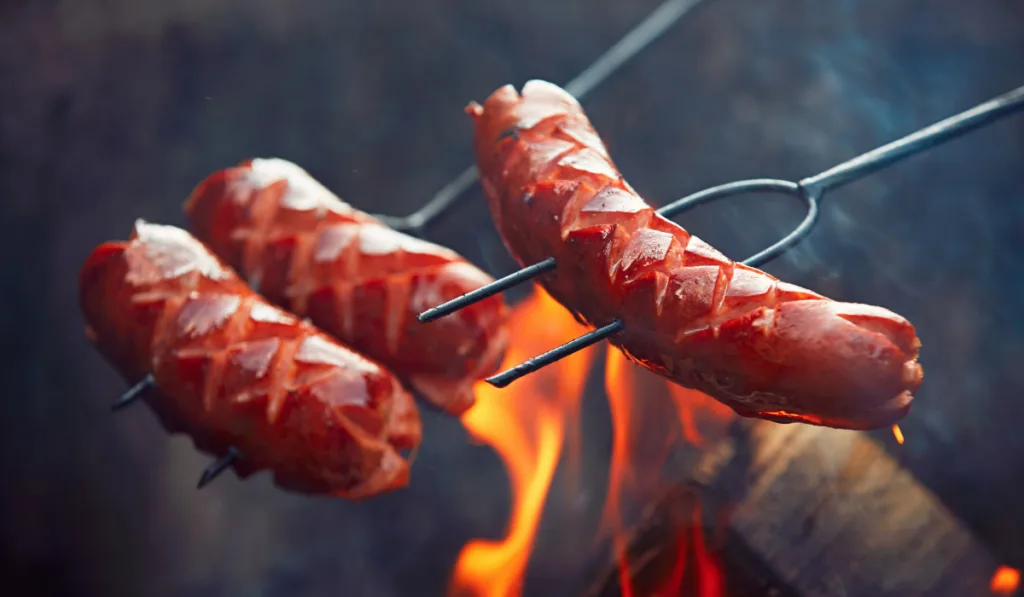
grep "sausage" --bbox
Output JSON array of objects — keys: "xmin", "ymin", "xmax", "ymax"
[
  {"xmin": 466, "ymin": 80, "xmax": 923, "ymax": 430},
  {"xmin": 79, "ymin": 220, "xmax": 421, "ymax": 499},
  {"xmin": 184, "ymin": 158, "xmax": 509, "ymax": 415}
]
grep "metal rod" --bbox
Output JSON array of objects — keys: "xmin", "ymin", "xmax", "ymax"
[
  {"xmin": 418, "ymin": 258, "xmax": 557, "ymax": 323},
  {"xmin": 800, "ymin": 84, "xmax": 1024, "ymax": 196},
  {"xmin": 486, "ymin": 320, "xmax": 625, "ymax": 388},
  {"xmin": 742, "ymin": 192, "xmax": 820, "ymax": 268},
  {"xmin": 111, "ymin": 375, "xmax": 153, "ymax": 411},
  {"xmin": 563, "ymin": 0, "xmax": 710, "ymax": 99},
  {"xmin": 654, "ymin": 84, "xmax": 1024, "ymax": 266},
  {"xmin": 656, "ymin": 179, "xmax": 799, "ymax": 218},
  {"xmin": 197, "ymin": 447, "xmax": 241, "ymax": 489},
  {"xmin": 656, "ymin": 179, "xmax": 821, "ymax": 268},
  {"xmin": 379, "ymin": 168, "xmax": 477, "ymax": 232},
  {"xmin": 373, "ymin": 0, "xmax": 712, "ymax": 231}
]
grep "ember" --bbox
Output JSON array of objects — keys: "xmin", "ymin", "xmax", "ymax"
[
  {"xmin": 991, "ymin": 566, "xmax": 1021, "ymax": 595},
  {"xmin": 450, "ymin": 289, "xmax": 734, "ymax": 596}
]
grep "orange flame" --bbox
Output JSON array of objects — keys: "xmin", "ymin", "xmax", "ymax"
[
  {"xmin": 892, "ymin": 424, "xmax": 905, "ymax": 444},
  {"xmin": 451, "ymin": 289, "xmax": 733, "ymax": 596},
  {"xmin": 450, "ymin": 290, "xmax": 595, "ymax": 597},
  {"xmin": 600, "ymin": 347, "xmax": 638, "ymax": 535},
  {"xmin": 991, "ymin": 565, "xmax": 1021, "ymax": 595},
  {"xmin": 603, "ymin": 349, "xmax": 733, "ymax": 597},
  {"xmin": 666, "ymin": 382, "xmax": 736, "ymax": 450},
  {"xmin": 689, "ymin": 501, "xmax": 725, "ymax": 597}
]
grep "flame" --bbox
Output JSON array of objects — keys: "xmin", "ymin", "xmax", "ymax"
[
  {"xmin": 667, "ymin": 382, "xmax": 736, "ymax": 449},
  {"xmin": 689, "ymin": 501, "xmax": 725, "ymax": 597},
  {"xmin": 603, "ymin": 349, "xmax": 733, "ymax": 597},
  {"xmin": 892, "ymin": 424, "xmax": 905, "ymax": 444},
  {"xmin": 600, "ymin": 346, "xmax": 638, "ymax": 534},
  {"xmin": 450, "ymin": 290, "xmax": 595, "ymax": 597},
  {"xmin": 450, "ymin": 289, "xmax": 733, "ymax": 596},
  {"xmin": 991, "ymin": 566, "xmax": 1021, "ymax": 595}
]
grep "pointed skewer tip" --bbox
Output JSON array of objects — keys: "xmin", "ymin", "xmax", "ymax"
[
  {"xmin": 196, "ymin": 448, "xmax": 241, "ymax": 490},
  {"xmin": 111, "ymin": 375, "xmax": 154, "ymax": 412}
]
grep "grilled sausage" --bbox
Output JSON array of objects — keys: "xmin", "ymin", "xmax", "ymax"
[
  {"xmin": 184, "ymin": 158, "xmax": 509, "ymax": 415},
  {"xmin": 79, "ymin": 220, "xmax": 421, "ymax": 498},
  {"xmin": 466, "ymin": 80, "xmax": 923, "ymax": 430}
]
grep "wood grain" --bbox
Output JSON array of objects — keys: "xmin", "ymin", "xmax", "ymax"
[{"xmin": 588, "ymin": 421, "xmax": 1004, "ymax": 597}]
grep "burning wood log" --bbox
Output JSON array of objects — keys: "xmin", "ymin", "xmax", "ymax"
[{"xmin": 585, "ymin": 422, "xmax": 1004, "ymax": 597}]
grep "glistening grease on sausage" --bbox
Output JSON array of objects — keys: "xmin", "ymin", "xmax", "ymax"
[
  {"xmin": 184, "ymin": 158, "xmax": 509, "ymax": 415},
  {"xmin": 79, "ymin": 220, "xmax": 421, "ymax": 498},
  {"xmin": 467, "ymin": 80, "xmax": 923, "ymax": 430}
]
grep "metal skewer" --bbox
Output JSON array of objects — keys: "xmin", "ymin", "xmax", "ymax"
[
  {"xmin": 197, "ymin": 447, "xmax": 242, "ymax": 489},
  {"xmin": 112, "ymin": 374, "xmax": 245, "ymax": 490},
  {"xmin": 373, "ymin": 0, "xmax": 713, "ymax": 233},
  {"xmin": 419, "ymin": 258, "xmax": 557, "ymax": 323},
  {"xmin": 420, "ymin": 84, "xmax": 1024, "ymax": 388},
  {"xmin": 111, "ymin": 375, "xmax": 154, "ymax": 411},
  {"xmin": 488, "ymin": 320, "xmax": 626, "ymax": 388}
]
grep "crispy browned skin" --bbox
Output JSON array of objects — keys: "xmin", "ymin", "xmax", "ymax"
[
  {"xmin": 79, "ymin": 220, "xmax": 421, "ymax": 498},
  {"xmin": 184, "ymin": 158, "xmax": 509, "ymax": 415},
  {"xmin": 467, "ymin": 80, "xmax": 923, "ymax": 430}
]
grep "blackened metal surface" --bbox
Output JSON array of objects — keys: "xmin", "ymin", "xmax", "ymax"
[{"xmin": 1, "ymin": 1, "xmax": 1023, "ymax": 596}]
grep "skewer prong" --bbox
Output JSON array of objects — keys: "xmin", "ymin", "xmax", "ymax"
[
  {"xmin": 417, "ymin": 257, "xmax": 556, "ymax": 323},
  {"xmin": 486, "ymin": 320, "xmax": 624, "ymax": 388},
  {"xmin": 111, "ymin": 375, "xmax": 153, "ymax": 411},
  {"xmin": 197, "ymin": 447, "xmax": 242, "ymax": 489}
]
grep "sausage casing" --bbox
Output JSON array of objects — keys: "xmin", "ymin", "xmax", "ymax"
[
  {"xmin": 467, "ymin": 80, "xmax": 923, "ymax": 430},
  {"xmin": 184, "ymin": 159, "xmax": 509, "ymax": 415},
  {"xmin": 79, "ymin": 220, "xmax": 421, "ymax": 498}
]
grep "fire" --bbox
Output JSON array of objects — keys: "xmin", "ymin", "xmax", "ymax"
[
  {"xmin": 991, "ymin": 565, "xmax": 1020, "ymax": 595},
  {"xmin": 601, "ymin": 347, "xmax": 733, "ymax": 597},
  {"xmin": 450, "ymin": 289, "xmax": 734, "ymax": 596},
  {"xmin": 666, "ymin": 382, "xmax": 736, "ymax": 450},
  {"xmin": 451, "ymin": 290, "xmax": 596, "ymax": 597},
  {"xmin": 892, "ymin": 424, "xmax": 905, "ymax": 444},
  {"xmin": 601, "ymin": 346, "xmax": 638, "ymax": 535},
  {"xmin": 689, "ymin": 501, "xmax": 726, "ymax": 597}
]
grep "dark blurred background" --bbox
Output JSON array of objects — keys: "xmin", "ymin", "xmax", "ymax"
[{"xmin": 2, "ymin": 0, "xmax": 1023, "ymax": 596}]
